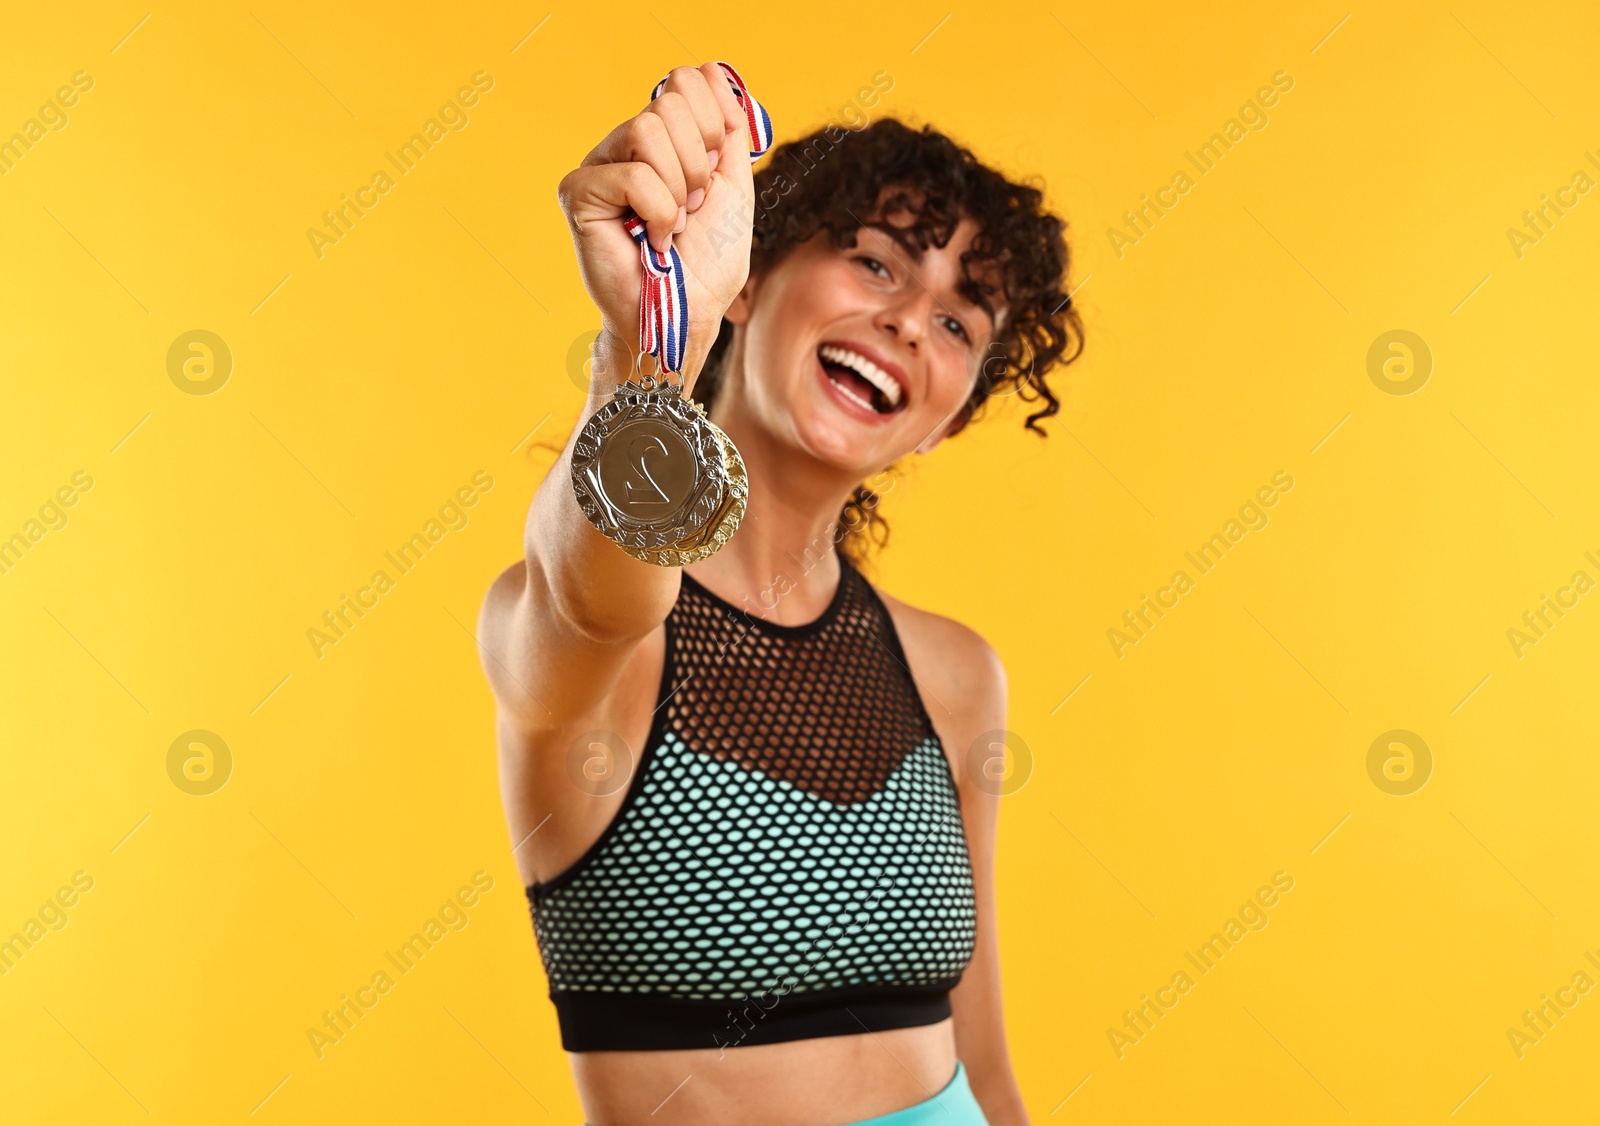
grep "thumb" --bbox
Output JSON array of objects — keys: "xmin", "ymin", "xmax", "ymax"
[{"xmin": 702, "ymin": 61, "xmax": 763, "ymax": 196}]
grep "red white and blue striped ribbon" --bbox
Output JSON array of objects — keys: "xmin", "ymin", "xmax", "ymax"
[{"xmin": 622, "ymin": 61, "xmax": 773, "ymax": 375}]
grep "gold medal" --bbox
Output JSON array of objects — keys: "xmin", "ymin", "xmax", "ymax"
[
  {"xmin": 615, "ymin": 418, "xmax": 747, "ymax": 567},
  {"xmin": 571, "ymin": 358, "xmax": 746, "ymax": 567}
]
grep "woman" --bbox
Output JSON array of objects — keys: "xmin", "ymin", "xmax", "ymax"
[{"xmin": 477, "ymin": 62, "xmax": 1083, "ymax": 1126}]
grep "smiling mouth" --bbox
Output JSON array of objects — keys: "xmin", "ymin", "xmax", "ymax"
[{"xmin": 817, "ymin": 344, "xmax": 906, "ymax": 416}]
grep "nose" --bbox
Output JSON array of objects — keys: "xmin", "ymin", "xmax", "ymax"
[{"xmin": 874, "ymin": 288, "xmax": 935, "ymax": 351}]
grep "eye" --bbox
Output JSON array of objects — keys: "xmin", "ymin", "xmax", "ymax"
[
  {"xmin": 939, "ymin": 313, "xmax": 970, "ymax": 341},
  {"xmin": 853, "ymin": 254, "xmax": 891, "ymax": 279}
]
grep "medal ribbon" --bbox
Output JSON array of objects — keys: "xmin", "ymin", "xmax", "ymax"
[{"xmin": 621, "ymin": 62, "xmax": 773, "ymax": 376}]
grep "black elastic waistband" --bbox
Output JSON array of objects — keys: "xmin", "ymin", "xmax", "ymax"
[{"xmin": 551, "ymin": 980, "xmax": 959, "ymax": 1052}]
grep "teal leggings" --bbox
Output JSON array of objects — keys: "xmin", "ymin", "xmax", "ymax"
[{"xmin": 850, "ymin": 1061, "xmax": 988, "ymax": 1126}]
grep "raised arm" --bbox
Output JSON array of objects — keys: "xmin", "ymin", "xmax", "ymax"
[{"xmin": 479, "ymin": 63, "xmax": 757, "ymax": 732}]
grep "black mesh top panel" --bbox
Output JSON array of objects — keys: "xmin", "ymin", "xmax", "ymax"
[{"xmin": 525, "ymin": 557, "xmax": 979, "ymax": 1051}]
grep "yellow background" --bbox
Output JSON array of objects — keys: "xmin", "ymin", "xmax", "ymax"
[{"xmin": 2, "ymin": 1, "xmax": 1597, "ymax": 1121}]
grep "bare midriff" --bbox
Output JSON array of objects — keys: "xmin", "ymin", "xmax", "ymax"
[{"xmin": 569, "ymin": 1019, "xmax": 957, "ymax": 1126}]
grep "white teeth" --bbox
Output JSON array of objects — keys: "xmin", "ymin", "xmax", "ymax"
[{"xmin": 819, "ymin": 344, "xmax": 902, "ymax": 408}]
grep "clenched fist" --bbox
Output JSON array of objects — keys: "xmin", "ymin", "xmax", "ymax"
[{"xmin": 557, "ymin": 63, "xmax": 759, "ymax": 381}]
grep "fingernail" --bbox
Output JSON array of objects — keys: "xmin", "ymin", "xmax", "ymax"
[
  {"xmin": 707, "ymin": 148, "xmax": 721, "ymax": 172},
  {"xmin": 687, "ymin": 187, "xmax": 705, "ymax": 212},
  {"xmin": 673, "ymin": 205, "xmax": 687, "ymax": 234}
]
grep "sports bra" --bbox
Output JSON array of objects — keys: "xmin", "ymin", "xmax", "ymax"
[{"xmin": 524, "ymin": 555, "xmax": 979, "ymax": 1051}]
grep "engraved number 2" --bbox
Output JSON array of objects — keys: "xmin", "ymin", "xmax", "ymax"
[{"xmin": 624, "ymin": 436, "xmax": 671, "ymax": 505}]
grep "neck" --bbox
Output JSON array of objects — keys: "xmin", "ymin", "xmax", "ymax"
[{"xmin": 685, "ymin": 364, "xmax": 861, "ymax": 627}]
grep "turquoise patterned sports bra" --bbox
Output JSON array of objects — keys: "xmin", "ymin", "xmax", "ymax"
[{"xmin": 525, "ymin": 557, "xmax": 978, "ymax": 1051}]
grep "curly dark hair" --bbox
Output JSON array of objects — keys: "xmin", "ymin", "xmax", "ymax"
[{"xmin": 691, "ymin": 115, "xmax": 1085, "ymax": 560}]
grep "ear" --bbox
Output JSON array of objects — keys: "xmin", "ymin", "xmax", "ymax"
[{"xmin": 724, "ymin": 274, "xmax": 758, "ymax": 326}]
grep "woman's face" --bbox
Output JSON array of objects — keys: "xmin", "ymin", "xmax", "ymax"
[{"xmin": 721, "ymin": 213, "xmax": 1003, "ymax": 480}]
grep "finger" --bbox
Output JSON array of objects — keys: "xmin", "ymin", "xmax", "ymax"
[
  {"xmin": 559, "ymin": 162, "xmax": 680, "ymax": 249},
  {"xmin": 656, "ymin": 65, "xmax": 724, "ymax": 157},
  {"xmin": 646, "ymin": 92, "xmax": 711, "ymax": 211},
  {"xmin": 699, "ymin": 62, "xmax": 753, "ymax": 192},
  {"xmin": 583, "ymin": 113, "xmax": 685, "ymax": 199},
  {"xmin": 582, "ymin": 113, "xmax": 687, "ymax": 248}
]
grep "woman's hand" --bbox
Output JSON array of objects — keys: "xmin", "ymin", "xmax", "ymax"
[{"xmin": 557, "ymin": 62, "xmax": 757, "ymax": 378}]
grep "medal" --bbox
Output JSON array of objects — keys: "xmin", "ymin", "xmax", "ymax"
[
  {"xmin": 571, "ymin": 359, "xmax": 748, "ymax": 567},
  {"xmin": 571, "ymin": 61, "xmax": 770, "ymax": 567}
]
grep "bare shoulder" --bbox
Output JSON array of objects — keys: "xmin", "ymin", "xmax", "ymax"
[
  {"xmin": 874, "ymin": 584, "xmax": 1007, "ymax": 748},
  {"xmin": 875, "ymin": 585, "xmax": 1007, "ymax": 706},
  {"xmin": 476, "ymin": 557, "xmax": 533, "ymax": 711},
  {"xmin": 479, "ymin": 556, "xmax": 527, "ymax": 629}
]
